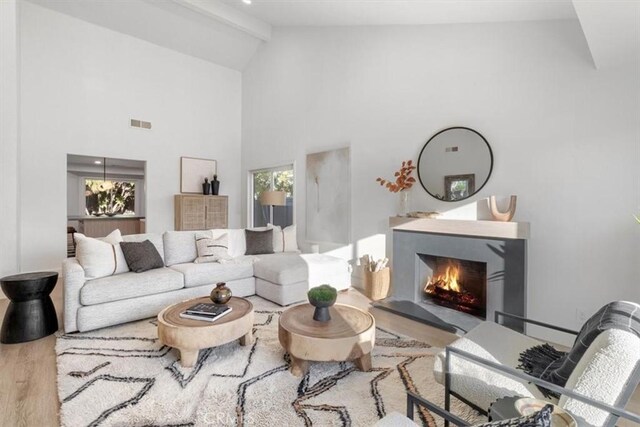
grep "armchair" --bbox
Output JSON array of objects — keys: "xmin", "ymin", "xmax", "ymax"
[{"xmin": 432, "ymin": 308, "xmax": 640, "ymax": 427}]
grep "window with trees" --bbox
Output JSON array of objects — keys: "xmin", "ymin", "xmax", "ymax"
[
  {"xmin": 250, "ymin": 165, "xmax": 294, "ymax": 228},
  {"xmin": 85, "ymin": 179, "xmax": 136, "ymax": 216}
]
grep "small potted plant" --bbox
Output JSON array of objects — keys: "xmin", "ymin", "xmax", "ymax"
[{"xmin": 307, "ymin": 284, "xmax": 338, "ymax": 322}]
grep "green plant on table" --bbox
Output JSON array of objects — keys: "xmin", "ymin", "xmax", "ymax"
[{"xmin": 307, "ymin": 284, "xmax": 337, "ymax": 303}]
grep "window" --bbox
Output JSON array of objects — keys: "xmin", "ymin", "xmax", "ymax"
[
  {"xmin": 249, "ymin": 165, "xmax": 294, "ymax": 228},
  {"xmin": 85, "ymin": 179, "xmax": 136, "ymax": 215}
]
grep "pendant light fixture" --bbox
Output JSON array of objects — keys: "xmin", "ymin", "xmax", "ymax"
[{"xmin": 98, "ymin": 157, "xmax": 114, "ymax": 191}]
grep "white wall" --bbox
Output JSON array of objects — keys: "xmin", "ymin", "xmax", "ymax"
[
  {"xmin": 0, "ymin": 0, "xmax": 20, "ymax": 298},
  {"xmin": 19, "ymin": 2, "xmax": 242, "ymax": 270},
  {"xmin": 66, "ymin": 173, "xmax": 79, "ymax": 216},
  {"xmin": 242, "ymin": 22, "xmax": 640, "ymax": 331}
]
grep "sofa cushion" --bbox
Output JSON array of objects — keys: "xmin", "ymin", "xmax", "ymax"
[
  {"xmin": 163, "ymin": 230, "xmax": 205, "ymax": 266},
  {"xmin": 253, "ymin": 253, "xmax": 309, "ymax": 286},
  {"xmin": 169, "ymin": 260, "xmax": 254, "ymax": 288},
  {"xmin": 253, "ymin": 253, "xmax": 350, "ymax": 289},
  {"xmin": 80, "ymin": 267, "xmax": 184, "ymax": 305},
  {"xmin": 122, "ymin": 233, "xmax": 165, "ymax": 264}
]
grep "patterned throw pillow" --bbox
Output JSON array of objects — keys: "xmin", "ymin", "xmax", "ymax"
[
  {"xmin": 74, "ymin": 229, "xmax": 129, "ymax": 279},
  {"xmin": 265, "ymin": 223, "xmax": 298, "ymax": 252},
  {"xmin": 245, "ymin": 229, "xmax": 274, "ymax": 255},
  {"xmin": 195, "ymin": 233, "xmax": 231, "ymax": 264},
  {"xmin": 119, "ymin": 240, "xmax": 164, "ymax": 273}
]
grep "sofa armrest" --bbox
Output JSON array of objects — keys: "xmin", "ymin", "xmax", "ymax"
[{"xmin": 62, "ymin": 258, "xmax": 86, "ymax": 333}]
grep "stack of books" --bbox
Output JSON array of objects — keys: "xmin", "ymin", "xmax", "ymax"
[{"xmin": 179, "ymin": 303, "xmax": 233, "ymax": 323}]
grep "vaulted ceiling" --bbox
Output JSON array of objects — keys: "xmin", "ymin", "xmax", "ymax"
[
  {"xmin": 218, "ymin": 0, "xmax": 577, "ymax": 27},
  {"xmin": 26, "ymin": 0, "xmax": 640, "ymax": 71}
]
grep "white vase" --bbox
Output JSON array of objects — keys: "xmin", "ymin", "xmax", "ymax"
[{"xmin": 397, "ymin": 191, "xmax": 409, "ymax": 216}]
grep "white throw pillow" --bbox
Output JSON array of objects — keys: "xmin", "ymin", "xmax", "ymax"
[
  {"xmin": 194, "ymin": 233, "xmax": 231, "ymax": 264},
  {"xmin": 210, "ymin": 229, "xmax": 246, "ymax": 258},
  {"xmin": 282, "ymin": 225, "xmax": 298, "ymax": 252},
  {"xmin": 265, "ymin": 224, "xmax": 284, "ymax": 252},
  {"xmin": 74, "ymin": 229, "xmax": 129, "ymax": 279}
]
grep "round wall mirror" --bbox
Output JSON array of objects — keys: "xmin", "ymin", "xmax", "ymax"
[{"xmin": 417, "ymin": 127, "xmax": 493, "ymax": 202}]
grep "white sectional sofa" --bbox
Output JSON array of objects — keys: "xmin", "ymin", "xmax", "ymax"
[{"xmin": 62, "ymin": 229, "xmax": 351, "ymax": 333}]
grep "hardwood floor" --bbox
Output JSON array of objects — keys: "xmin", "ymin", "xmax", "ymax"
[
  {"xmin": 0, "ymin": 284, "xmax": 638, "ymax": 426},
  {"xmin": 0, "ymin": 282, "xmax": 62, "ymax": 427}
]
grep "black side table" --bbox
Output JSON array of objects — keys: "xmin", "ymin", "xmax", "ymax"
[{"xmin": 1, "ymin": 272, "xmax": 59, "ymax": 344}]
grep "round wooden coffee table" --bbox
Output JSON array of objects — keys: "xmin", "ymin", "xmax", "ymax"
[
  {"xmin": 278, "ymin": 303, "xmax": 375, "ymax": 376},
  {"xmin": 157, "ymin": 297, "xmax": 254, "ymax": 367}
]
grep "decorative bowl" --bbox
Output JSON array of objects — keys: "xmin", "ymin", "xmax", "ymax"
[{"xmin": 514, "ymin": 398, "xmax": 577, "ymax": 427}]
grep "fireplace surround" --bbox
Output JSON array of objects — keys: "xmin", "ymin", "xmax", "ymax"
[{"xmin": 374, "ymin": 218, "xmax": 528, "ymax": 334}]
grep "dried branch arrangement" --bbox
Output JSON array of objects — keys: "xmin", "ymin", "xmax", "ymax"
[
  {"xmin": 360, "ymin": 255, "xmax": 389, "ymax": 273},
  {"xmin": 376, "ymin": 160, "xmax": 416, "ymax": 193}
]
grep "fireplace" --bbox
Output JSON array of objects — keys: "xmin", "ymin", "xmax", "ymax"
[
  {"xmin": 373, "ymin": 219, "xmax": 528, "ymax": 335},
  {"xmin": 420, "ymin": 255, "xmax": 487, "ymax": 318}
]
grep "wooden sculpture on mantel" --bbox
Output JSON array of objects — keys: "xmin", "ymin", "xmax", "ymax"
[{"xmin": 489, "ymin": 195, "xmax": 517, "ymax": 222}]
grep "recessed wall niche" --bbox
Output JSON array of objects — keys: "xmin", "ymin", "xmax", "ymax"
[{"xmin": 66, "ymin": 154, "xmax": 147, "ymax": 252}]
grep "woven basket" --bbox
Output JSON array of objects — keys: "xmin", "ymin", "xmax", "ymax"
[{"xmin": 363, "ymin": 267, "xmax": 391, "ymax": 301}]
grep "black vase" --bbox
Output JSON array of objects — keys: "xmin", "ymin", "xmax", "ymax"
[
  {"xmin": 212, "ymin": 175, "xmax": 220, "ymax": 195},
  {"xmin": 202, "ymin": 182, "xmax": 211, "ymax": 195},
  {"xmin": 309, "ymin": 298, "xmax": 336, "ymax": 322}
]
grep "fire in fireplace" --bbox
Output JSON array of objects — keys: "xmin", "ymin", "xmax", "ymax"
[{"xmin": 423, "ymin": 257, "xmax": 487, "ymax": 318}]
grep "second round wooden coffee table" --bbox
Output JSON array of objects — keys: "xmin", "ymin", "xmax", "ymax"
[
  {"xmin": 158, "ymin": 297, "xmax": 254, "ymax": 367},
  {"xmin": 278, "ymin": 303, "xmax": 375, "ymax": 376}
]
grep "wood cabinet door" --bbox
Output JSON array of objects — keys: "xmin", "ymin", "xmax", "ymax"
[
  {"xmin": 179, "ymin": 196, "xmax": 205, "ymax": 230},
  {"xmin": 205, "ymin": 196, "xmax": 228, "ymax": 229}
]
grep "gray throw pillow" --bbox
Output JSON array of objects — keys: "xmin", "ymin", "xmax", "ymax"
[
  {"xmin": 245, "ymin": 229, "xmax": 274, "ymax": 255},
  {"xmin": 120, "ymin": 240, "xmax": 164, "ymax": 273}
]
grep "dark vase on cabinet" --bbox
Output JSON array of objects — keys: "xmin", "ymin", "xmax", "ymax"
[
  {"xmin": 212, "ymin": 175, "xmax": 220, "ymax": 195},
  {"xmin": 202, "ymin": 178, "xmax": 211, "ymax": 195}
]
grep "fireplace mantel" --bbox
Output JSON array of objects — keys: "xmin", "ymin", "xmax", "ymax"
[{"xmin": 389, "ymin": 217, "xmax": 530, "ymax": 240}]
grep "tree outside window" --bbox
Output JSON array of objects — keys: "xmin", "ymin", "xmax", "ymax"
[{"xmin": 85, "ymin": 179, "xmax": 135, "ymax": 215}]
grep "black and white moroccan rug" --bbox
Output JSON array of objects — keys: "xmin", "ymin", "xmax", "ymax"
[{"xmin": 56, "ymin": 297, "xmax": 480, "ymax": 426}]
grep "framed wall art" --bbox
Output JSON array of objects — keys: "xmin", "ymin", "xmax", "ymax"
[{"xmin": 180, "ymin": 157, "xmax": 217, "ymax": 194}]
